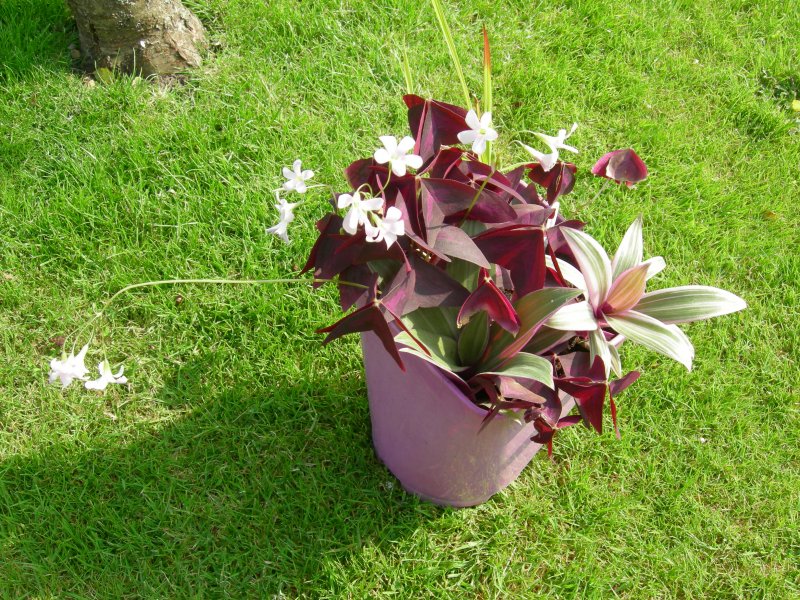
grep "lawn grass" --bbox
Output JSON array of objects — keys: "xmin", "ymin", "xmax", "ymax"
[{"xmin": 1, "ymin": 0, "xmax": 799, "ymax": 596}]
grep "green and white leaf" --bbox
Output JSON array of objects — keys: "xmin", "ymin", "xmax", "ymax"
[
  {"xmin": 611, "ymin": 216, "xmax": 644, "ymax": 278},
  {"xmin": 395, "ymin": 331, "xmax": 464, "ymax": 373},
  {"xmin": 642, "ymin": 256, "xmax": 666, "ymax": 280},
  {"xmin": 457, "ymin": 310, "xmax": 489, "ymax": 366},
  {"xmin": 545, "ymin": 255, "xmax": 587, "ymax": 295},
  {"xmin": 403, "ymin": 306, "xmax": 459, "ymax": 339},
  {"xmin": 522, "ymin": 326, "xmax": 572, "ymax": 355},
  {"xmin": 562, "ymin": 226, "xmax": 613, "ymax": 308},
  {"xmin": 446, "ymin": 257, "xmax": 480, "ymax": 291},
  {"xmin": 633, "ymin": 285, "xmax": 747, "ymax": 324},
  {"xmin": 545, "ymin": 301, "xmax": 599, "ymax": 331},
  {"xmin": 589, "ymin": 328, "xmax": 621, "ymax": 378},
  {"xmin": 480, "ymin": 352, "xmax": 554, "ymax": 390},
  {"xmin": 489, "ymin": 287, "xmax": 581, "ymax": 362},
  {"xmin": 397, "ymin": 306, "xmax": 463, "ymax": 372},
  {"xmin": 605, "ymin": 310, "xmax": 695, "ymax": 370}
]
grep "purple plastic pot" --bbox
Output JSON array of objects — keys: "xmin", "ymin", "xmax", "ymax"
[{"xmin": 361, "ymin": 332, "xmax": 575, "ymax": 507}]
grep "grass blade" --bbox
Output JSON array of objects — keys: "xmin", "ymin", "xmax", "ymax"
[{"xmin": 430, "ymin": 0, "xmax": 472, "ymax": 109}]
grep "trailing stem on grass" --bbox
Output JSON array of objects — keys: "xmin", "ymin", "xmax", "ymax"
[{"xmin": 66, "ymin": 277, "xmax": 369, "ymax": 351}]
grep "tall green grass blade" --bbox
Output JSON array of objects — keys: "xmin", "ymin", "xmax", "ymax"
[
  {"xmin": 430, "ymin": 0, "xmax": 472, "ymax": 109},
  {"xmin": 400, "ymin": 45, "xmax": 413, "ymax": 95}
]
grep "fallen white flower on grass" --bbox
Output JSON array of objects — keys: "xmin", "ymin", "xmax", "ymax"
[
  {"xmin": 49, "ymin": 344, "xmax": 89, "ymax": 388},
  {"xmin": 85, "ymin": 360, "xmax": 128, "ymax": 391},
  {"xmin": 457, "ymin": 110, "xmax": 498, "ymax": 156},
  {"xmin": 266, "ymin": 198, "xmax": 299, "ymax": 243},
  {"xmin": 519, "ymin": 123, "xmax": 579, "ymax": 172},
  {"xmin": 373, "ymin": 136, "xmax": 423, "ymax": 177},
  {"xmin": 282, "ymin": 159, "xmax": 314, "ymax": 193}
]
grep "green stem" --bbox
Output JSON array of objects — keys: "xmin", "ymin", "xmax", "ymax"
[
  {"xmin": 459, "ymin": 169, "xmax": 494, "ymax": 226},
  {"xmin": 588, "ymin": 179, "xmax": 612, "ymax": 205},
  {"xmin": 498, "ymin": 160, "xmax": 532, "ymax": 172},
  {"xmin": 68, "ymin": 277, "xmax": 368, "ymax": 349}
]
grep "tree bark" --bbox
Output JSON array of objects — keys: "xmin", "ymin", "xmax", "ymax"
[{"xmin": 66, "ymin": 0, "xmax": 207, "ymax": 77}]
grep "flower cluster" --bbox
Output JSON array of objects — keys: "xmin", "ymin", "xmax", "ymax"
[{"xmin": 265, "ymin": 139, "xmax": 417, "ymax": 248}]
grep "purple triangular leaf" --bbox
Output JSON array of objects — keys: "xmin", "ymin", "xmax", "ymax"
[
  {"xmin": 338, "ymin": 265, "xmax": 378, "ymax": 311},
  {"xmin": 345, "ymin": 158, "xmax": 377, "ymax": 190},
  {"xmin": 421, "ymin": 147, "xmax": 469, "ymax": 182},
  {"xmin": 556, "ymin": 378, "xmax": 607, "ymax": 434},
  {"xmin": 528, "ymin": 162, "xmax": 577, "ymax": 203},
  {"xmin": 420, "ymin": 178, "xmax": 517, "ymax": 225},
  {"xmin": 404, "ymin": 95, "xmax": 468, "ymax": 163},
  {"xmin": 494, "ymin": 375, "xmax": 546, "ymax": 405},
  {"xmin": 458, "ymin": 269, "xmax": 521, "ymax": 335},
  {"xmin": 474, "ymin": 227, "xmax": 546, "ymax": 297},
  {"xmin": 302, "ymin": 215, "xmax": 363, "ymax": 286},
  {"xmin": 432, "ymin": 225, "xmax": 491, "ymax": 268},
  {"xmin": 609, "ymin": 370, "xmax": 641, "ymax": 396},
  {"xmin": 402, "ymin": 255, "xmax": 470, "ymax": 314},
  {"xmin": 318, "ymin": 303, "xmax": 405, "ymax": 370},
  {"xmin": 381, "ymin": 264, "xmax": 417, "ymax": 316},
  {"xmin": 592, "ymin": 149, "xmax": 648, "ymax": 187}
]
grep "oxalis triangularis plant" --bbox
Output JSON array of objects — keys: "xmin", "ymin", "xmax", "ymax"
[{"xmin": 48, "ymin": 19, "xmax": 746, "ymax": 457}]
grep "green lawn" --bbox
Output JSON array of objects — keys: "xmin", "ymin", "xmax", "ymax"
[{"xmin": 1, "ymin": 0, "xmax": 798, "ymax": 597}]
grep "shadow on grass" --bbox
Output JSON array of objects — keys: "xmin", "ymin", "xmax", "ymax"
[
  {"xmin": 0, "ymin": 353, "xmax": 437, "ymax": 595},
  {"xmin": 0, "ymin": 0, "xmax": 76, "ymax": 80}
]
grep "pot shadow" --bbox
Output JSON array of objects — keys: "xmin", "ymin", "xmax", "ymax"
[
  {"xmin": 0, "ymin": 0, "xmax": 76, "ymax": 81},
  {"xmin": 0, "ymin": 353, "xmax": 440, "ymax": 596}
]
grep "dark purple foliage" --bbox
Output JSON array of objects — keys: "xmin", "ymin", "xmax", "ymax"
[
  {"xmin": 305, "ymin": 95, "xmax": 650, "ymax": 456},
  {"xmin": 592, "ymin": 148, "xmax": 648, "ymax": 187},
  {"xmin": 528, "ymin": 161, "xmax": 577, "ymax": 203},
  {"xmin": 317, "ymin": 303, "xmax": 405, "ymax": 370},
  {"xmin": 405, "ymin": 95, "xmax": 469, "ymax": 163},
  {"xmin": 458, "ymin": 268, "xmax": 521, "ymax": 335}
]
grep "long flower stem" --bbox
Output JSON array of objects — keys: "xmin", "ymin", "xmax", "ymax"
[
  {"xmin": 460, "ymin": 169, "xmax": 494, "ymax": 225},
  {"xmin": 69, "ymin": 277, "xmax": 368, "ymax": 348},
  {"xmin": 588, "ymin": 179, "xmax": 611, "ymax": 205}
]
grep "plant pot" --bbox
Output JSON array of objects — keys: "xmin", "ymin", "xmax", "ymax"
[{"xmin": 361, "ymin": 332, "xmax": 575, "ymax": 507}]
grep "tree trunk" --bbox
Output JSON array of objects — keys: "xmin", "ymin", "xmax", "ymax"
[{"xmin": 66, "ymin": 0, "xmax": 207, "ymax": 77}]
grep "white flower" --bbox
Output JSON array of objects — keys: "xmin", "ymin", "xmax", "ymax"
[
  {"xmin": 519, "ymin": 123, "xmax": 579, "ymax": 172},
  {"xmin": 337, "ymin": 191, "xmax": 384, "ymax": 235},
  {"xmin": 85, "ymin": 360, "xmax": 128, "ymax": 391},
  {"xmin": 49, "ymin": 344, "xmax": 89, "ymax": 388},
  {"xmin": 374, "ymin": 136, "xmax": 423, "ymax": 177},
  {"xmin": 457, "ymin": 110, "xmax": 498, "ymax": 155},
  {"xmin": 266, "ymin": 197, "xmax": 299, "ymax": 244},
  {"xmin": 282, "ymin": 159, "xmax": 314, "ymax": 193},
  {"xmin": 366, "ymin": 206, "xmax": 405, "ymax": 249}
]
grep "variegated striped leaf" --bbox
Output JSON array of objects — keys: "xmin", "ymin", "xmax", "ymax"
[{"xmin": 605, "ymin": 310, "xmax": 695, "ymax": 370}]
